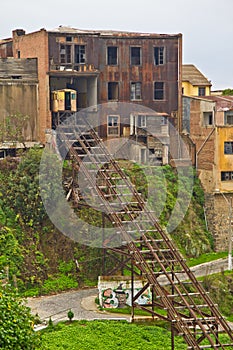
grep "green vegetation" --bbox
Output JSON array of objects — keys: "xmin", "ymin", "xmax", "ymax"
[
  {"xmin": 0, "ymin": 148, "xmax": 216, "ymax": 296},
  {"xmin": 201, "ymin": 270, "xmax": 233, "ymax": 321},
  {"xmin": 37, "ymin": 320, "xmax": 186, "ymax": 350},
  {"xmin": 0, "ymin": 284, "xmax": 40, "ymax": 349},
  {"xmin": 188, "ymin": 251, "xmax": 228, "ymax": 267},
  {"xmin": 222, "ymin": 88, "xmax": 233, "ymax": 96}
]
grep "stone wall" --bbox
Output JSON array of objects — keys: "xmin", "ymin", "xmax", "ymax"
[{"xmin": 205, "ymin": 193, "xmax": 232, "ymax": 251}]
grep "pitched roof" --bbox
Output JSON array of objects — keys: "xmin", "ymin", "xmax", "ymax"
[{"xmin": 182, "ymin": 64, "xmax": 211, "ymax": 87}]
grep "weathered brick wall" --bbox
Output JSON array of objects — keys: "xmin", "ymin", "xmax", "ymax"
[{"xmin": 12, "ymin": 29, "xmax": 49, "ymax": 143}]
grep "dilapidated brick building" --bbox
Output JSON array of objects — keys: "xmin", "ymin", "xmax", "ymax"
[{"xmin": 0, "ymin": 26, "xmax": 182, "ymax": 160}]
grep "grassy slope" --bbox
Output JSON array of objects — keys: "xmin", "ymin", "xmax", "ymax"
[{"xmin": 37, "ymin": 321, "xmax": 186, "ymax": 350}]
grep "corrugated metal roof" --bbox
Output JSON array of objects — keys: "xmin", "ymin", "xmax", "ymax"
[
  {"xmin": 48, "ymin": 26, "xmax": 182, "ymax": 38},
  {"xmin": 182, "ymin": 64, "xmax": 211, "ymax": 86}
]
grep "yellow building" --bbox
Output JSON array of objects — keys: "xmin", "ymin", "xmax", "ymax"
[{"xmin": 182, "ymin": 64, "xmax": 211, "ymax": 96}]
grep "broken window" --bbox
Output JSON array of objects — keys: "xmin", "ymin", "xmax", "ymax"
[
  {"xmin": 107, "ymin": 46, "xmax": 118, "ymax": 65},
  {"xmin": 154, "ymin": 82, "xmax": 164, "ymax": 100},
  {"xmin": 224, "ymin": 142, "xmax": 233, "ymax": 154},
  {"xmin": 60, "ymin": 44, "xmax": 71, "ymax": 64},
  {"xmin": 154, "ymin": 47, "xmax": 165, "ymax": 65},
  {"xmin": 130, "ymin": 82, "xmax": 142, "ymax": 100},
  {"xmin": 203, "ymin": 112, "xmax": 213, "ymax": 126},
  {"xmin": 130, "ymin": 47, "xmax": 141, "ymax": 65},
  {"xmin": 221, "ymin": 171, "xmax": 233, "ymax": 181},
  {"xmin": 75, "ymin": 45, "xmax": 86, "ymax": 64},
  {"xmin": 108, "ymin": 82, "xmax": 119, "ymax": 100},
  {"xmin": 198, "ymin": 87, "xmax": 206, "ymax": 96},
  {"xmin": 107, "ymin": 115, "xmax": 120, "ymax": 136}
]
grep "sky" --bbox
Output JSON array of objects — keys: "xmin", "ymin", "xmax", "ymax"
[{"xmin": 1, "ymin": 0, "xmax": 233, "ymax": 90}]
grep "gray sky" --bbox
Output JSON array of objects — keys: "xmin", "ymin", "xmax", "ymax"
[{"xmin": 2, "ymin": 0, "xmax": 232, "ymax": 90}]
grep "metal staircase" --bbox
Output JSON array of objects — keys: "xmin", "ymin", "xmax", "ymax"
[{"xmin": 56, "ymin": 115, "xmax": 233, "ymax": 350}]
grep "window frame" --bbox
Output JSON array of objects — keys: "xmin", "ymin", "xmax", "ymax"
[
  {"xmin": 138, "ymin": 114, "xmax": 147, "ymax": 128},
  {"xmin": 221, "ymin": 171, "xmax": 233, "ymax": 181},
  {"xmin": 224, "ymin": 141, "xmax": 233, "ymax": 155},
  {"xmin": 154, "ymin": 82, "xmax": 165, "ymax": 100},
  {"xmin": 130, "ymin": 46, "xmax": 142, "ymax": 66},
  {"xmin": 154, "ymin": 46, "xmax": 165, "ymax": 66},
  {"xmin": 198, "ymin": 87, "xmax": 206, "ymax": 96},
  {"xmin": 75, "ymin": 45, "xmax": 86, "ymax": 64},
  {"xmin": 107, "ymin": 115, "xmax": 120, "ymax": 136},
  {"xmin": 60, "ymin": 44, "xmax": 72, "ymax": 64},
  {"xmin": 108, "ymin": 82, "xmax": 119, "ymax": 101},
  {"xmin": 130, "ymin": 82, "xmax": 142, "ymax": 101},
  {"xmin": 107, "ymin": 46, "xmax": 118, "ymax": 65},
  {"xmin": 203, "ymin": 111, "xmax": 213, "ymax": 126}
]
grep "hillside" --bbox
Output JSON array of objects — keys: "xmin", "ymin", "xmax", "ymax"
[{"xmin": 0, "ymin": 147, "xmax": 213, "ymax": 296}]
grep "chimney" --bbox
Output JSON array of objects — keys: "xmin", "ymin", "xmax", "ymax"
[{"xmin": 12, "ymin": 29, "xmax": 26, "ymax": 38}]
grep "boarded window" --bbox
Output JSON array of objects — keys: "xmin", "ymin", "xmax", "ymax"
[
  {"xmin": 130, "ymin": 47, "xmax": 141, "ymax": 65},
  {"xmin": 108, "ymin": 82, "xmax": 119, "ymax": 100},
  {"xmin": 154, "ymin": 82, "xmax": 164, "ymax": 100},
  {"xmin": 130, "ymin": 82, "xmax": 142, "ymax": 100},
  {"xmin": 75, "ymin": 45, "xmax": 86, "ymax": 64},
  {"xmin": 107, "ymin": 46, "xmax": 118, "ymax": 65},
  {"xmin": 107, "ymin": 115, "xmax": 120, "ymax": 136},
  {"xmin": 154, "ymin": 47, "xmax": 165, "ymax": 65}
]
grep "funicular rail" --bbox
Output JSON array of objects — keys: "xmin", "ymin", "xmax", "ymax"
[{"xmin": 56, "ymin": 117, "xmax": 233, "ymax": 350}]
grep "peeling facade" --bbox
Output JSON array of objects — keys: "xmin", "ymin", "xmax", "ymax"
[
  {"xmin": 0, "ymin": 57, "xmax": 39, "ymax": 156},
  {"xmin": 182, "ymin": 95, "xmax": 233, "ymax": 250},
  {"xmin": 0, "ymin": 26, "xmax": 182, "ymax": 162}
]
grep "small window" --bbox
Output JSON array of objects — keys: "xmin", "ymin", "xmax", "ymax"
[
  {"xmin": 138, "ymin": 115, "xmax": 146, "ymax": 128},
  {"xmin": 108, "ymin": 82, "xmax": 119, "ymax": 100},
  {"xmin": 161, "ymin": 117, "xmax": 167, "ymax": 125},
  {"xmin": 225, "ymin": 113, "xmax": 233, "ymax": 125},
  {"xmin": 198, "ymin": 87, "xmax": 206, "ymax": 96},
  {"xmin": 17, "ymin": 50, "xmax": 20, "ymax": 58},
  {"xmin": 130, "ymin": 47, "xmax": 141, "ymax": 65},
  {"xmin": 221, "ymin": 171, "xmax": 233, "ymax": 181},
  {"xmin": 130, "ymin": 82, "xmax": 142, "ymax": 100},
  {"xmin": 154, "ymin": 82, "xmax": 164, "ymax": 100},
  {"xmin": 154, "ymin": 47, "xmax": 165, "ymax": 65},
  {"xmin": 107, "ymin": 46, "xmax": 118, "ymax": 65},
  {"xmin": 66, "ymin": 36, "xmax": 73, "ymax": 42},
  {"xmin": 203, "ymin": 112, "xmax": 213, "ymax": 126},
  {"xmin": 75, "ymin": 45, "xmax": 85, "ymax": 64},
  {"xmin": 107, "ymin": 115, "xmax": 120, "ymax": 136},
  {"xmin": 224, "ymin": 142, "xmax": 233, "ymax": 154}
]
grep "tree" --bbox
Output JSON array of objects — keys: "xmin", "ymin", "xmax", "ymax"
[
  {"xmin": 0, "ymin": 284, "xmax": 40, "ymax": 349},
  {"xmin": 222, "ymin": 88, "xmax": 233, "ymax": 96},
  {"xmin": 0, "ymin": 112, "xmax": 30, "ymax": 148}
]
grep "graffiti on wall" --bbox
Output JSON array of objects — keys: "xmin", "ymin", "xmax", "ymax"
[{"xmin": 102, "ymin": 283, "xmax": 151, "ymax": 308}]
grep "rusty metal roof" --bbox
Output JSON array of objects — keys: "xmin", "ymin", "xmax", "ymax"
[
  {"xmin": 182, "ymin": 64, "xmax": 211, "ymax": 86},
  {"xmin": 48, "ymin": 26, "xmax": 182, "ymax": 38}
]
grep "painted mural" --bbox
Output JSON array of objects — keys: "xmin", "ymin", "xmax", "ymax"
[{"xmin": 101, "ymin": 283, "xmax": 152, "ymax": 309}]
